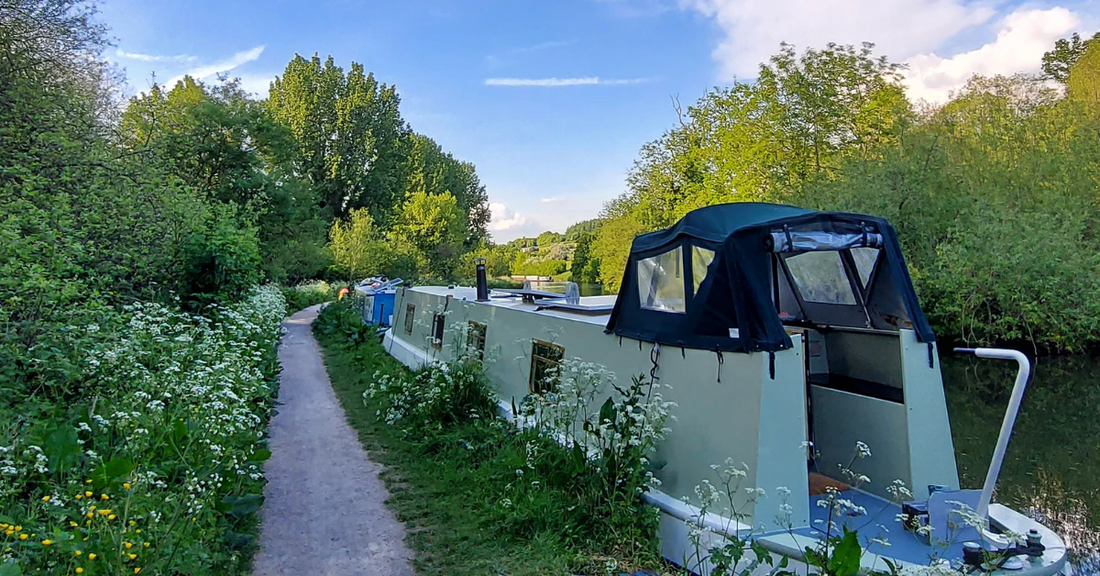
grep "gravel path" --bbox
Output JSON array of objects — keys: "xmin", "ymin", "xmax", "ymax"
[{"xmin": 252, "ymin": 305, "xmax": 414, "ymax": 576}]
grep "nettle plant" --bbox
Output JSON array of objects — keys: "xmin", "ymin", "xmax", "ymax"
[{"xmin": 0, "ymin": 286, "xmax": 285, "ymax": 575}]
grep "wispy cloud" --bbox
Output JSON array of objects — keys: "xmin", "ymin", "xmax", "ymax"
[
  {"xmin": 165, "ymin": 45, "xmax": 266, "ymax": 87},
  {"xmin": 485, "ymin": 76, "xmax": 651, "ymax": 87},
  {"xmin": 116, "ymin": 49, "xmax": 197, "ymax": 63},
  {"xmin": 540, "ymin": 197, "xmax": 560, "ymax": 203},
  {"xmin": 509, "ymin": 40, "xmax": 576, "ymax": 55},
  {"xmin": 485, "ymin": 40, "xmax": 576, "ymax": 70}
]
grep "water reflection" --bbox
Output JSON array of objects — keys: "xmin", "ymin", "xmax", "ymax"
[{"xmin": 943, "ymin": 356, "xmax": 1100, "ymax": 574}]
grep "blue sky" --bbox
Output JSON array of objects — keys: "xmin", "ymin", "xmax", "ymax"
[{"xmin": 100, "ymin": 0, "xmax": 1097, "ymax": 241}]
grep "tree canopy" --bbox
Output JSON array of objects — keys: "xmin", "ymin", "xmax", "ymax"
[{"xmin": 588, "ymin": 38, "xmax": 1100, "ymax": 351}]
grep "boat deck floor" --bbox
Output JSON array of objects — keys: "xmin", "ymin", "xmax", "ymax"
[{"xmin": 760, "ymin": 488, "xmax": 963, "ymax": 567}]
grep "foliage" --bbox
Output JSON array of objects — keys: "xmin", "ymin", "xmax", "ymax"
[
  {"xmin": 267, "ymin": 54, "xmax": 408, "ymax": 222},
  {"xmin": 119, "ymin": 77, "xmax": 330, "ymax": 284},
  {"xmin": 390, "ymin": 190, "xmax": 467, "ymax": 279},
  {"xmin": 796, "ymin": 73, "xmax": 1100, "ymax": 351},
  {"xmin": 281, "ymin": 280, "xmax": 336, "ymax": 313},
  {"xmin": 314, "ymin": 303, "xmax": 668, "ymax": 571},
  {"xmin": 565, "ymin": 218, "xmax": 604, "ymax": 241},
  {"xmin": 570, "ymin": 232, "xmax": 601, "ymax": 284},
  {"xmin": 454, "ymin": 242, "xmax": 517, "ymax": 279},
  {"xmin": 1067, "ymin": 41, "xmax": 1100, "ymax": 105},
  {"xmin": 592, "ymin": 39, "xmax": 1100, "ymax": 350},
  {"xmin": 312, "ymin": 299, "xmax": 377, "ymax": 346},
  {"xmin": 1042, "ymin": 32, "xmax": 1100, "ymax": 83},
  {"xmin": 327, "ymin": 209, "xmax": 392, "ymax": 280},
  {"xmin": 0, "ymin": 286, "xmax": 286, "ymax": 575},
  {"xmin": 178, "ymin": 205, "xmax": 262, "ymax": 310},
  {"xmin": 512, "ymin": 256, "xmax": 568, "ymax": 277}
]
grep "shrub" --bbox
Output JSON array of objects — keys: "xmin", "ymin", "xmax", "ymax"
[
  {"xmin": 0, "ymin": 286, "xmax": 285, "ymax": 575},
  {"xmin": 281, "ymin": 280, "xmax": 336, "ymax": 312},
  {"xmin": 178, "ymin": 207, "xmax": 262, "ymax": 310}
]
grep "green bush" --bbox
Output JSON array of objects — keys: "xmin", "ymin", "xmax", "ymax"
[
  {"xmin": 178, "ymin": 207, "xmax": 262, "ymax": 310},
  {"xmin": 281, "ymin": 280, "xmax": 336, "ymax": 313},
  {"xmin": 0, "ymin": 286, "xmax": 285, "ymax": 575}
]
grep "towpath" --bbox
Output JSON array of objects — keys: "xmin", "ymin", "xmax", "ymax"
[{"xmin": 252, "ymin": 304, "xmax": 414, "ymax": 576}]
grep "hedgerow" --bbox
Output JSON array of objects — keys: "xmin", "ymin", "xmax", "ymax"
[{"xmin": 0, "ymin": 286, "xmax": 285, "ymax": 575}]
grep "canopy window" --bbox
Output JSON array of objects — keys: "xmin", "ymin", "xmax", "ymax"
[{"xmin": 605, "ymin": 202, "xmax": 935, "ymax": 353}]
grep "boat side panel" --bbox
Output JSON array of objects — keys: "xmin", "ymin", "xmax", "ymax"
[
  {"xmin": 393, "ymin": 290, "xmax": 771, "ymax": 514},
  {"xmin": 900, "ymin": 331, "xmax": 961, "ymax": 492},
  {"xmin": 755, "ymin": 338, "xmax": 811, "ymax": 528}
]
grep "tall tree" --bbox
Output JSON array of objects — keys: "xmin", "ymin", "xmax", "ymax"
[
  {"xmin": 403, "ymin": 133, "xmax": 490, "ymax": 246},
  {"xmin": 1042, "ymin": 32, "xmax": 1100, "ymax": 83},
  {"xmin": 390, "ymin": 190, "xmax": 466, "ymax": 278},
  {"xmin": 267, "ymin": 54, "xmax": 409, "ymax": 221},
  {"xmin": 328, "ymin": 208, "xmax": 392, "ymax": 280}
]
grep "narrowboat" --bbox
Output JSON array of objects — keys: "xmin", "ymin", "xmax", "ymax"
[{"xmin": 381, "ymin": 203, "xmax": 1067, "ymax": 575}]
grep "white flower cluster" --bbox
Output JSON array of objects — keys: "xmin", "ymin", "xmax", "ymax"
[
  {"xmin": 521, "ymin": 356, "xmax": 676, "ymax": 492},
  {"xmin": 0, "ymin": 285, "xmax": 285, "ymax": 532}
]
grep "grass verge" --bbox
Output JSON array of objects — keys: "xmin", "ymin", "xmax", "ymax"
[{"xmin": 315, "ymin": 321, "xmax": 666, "ymax": 575}]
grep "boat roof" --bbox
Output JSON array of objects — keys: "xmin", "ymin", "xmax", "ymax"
[
  {"xmin": 407, "ymin": 285, "xmax": 614, "ymax": 326},
  {"xmin": 631, "ymin": 202, "xmax": 814, "ymax": 252}
]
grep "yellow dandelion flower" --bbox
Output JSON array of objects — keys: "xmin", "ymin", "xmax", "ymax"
[
  {"xmin": 42, "ymin": 496, "xmax": 50, "ymax": 502},
  {"xmin": 75, "ymin": 550, "xmax": 82, "ymax": 556},
  {"xmin": 97, "ymin": 510, "xmax": 110, "ymax": 516},
  {"xmin": 70, "ymin": 521, "xmax": 78, "ymax": 527},
  {"xmin": 100, "ymin": 494, "xmax": 109, "ymax": 501},
  {"xmin": 123, "ymin": 483, "xmax": 132, "ymax": 490},
  {"xmin": 75, "ymin": 495, "xmax": 83, "ymax": 500},
  {"xmin": 135, "ymin": 529, "xmax": 142, "ymax": 534},
  {"xmin": 128, "ymin": 553, "xmax": 136, "ymax": 560},
  {"xmin": 42, "ymin": 539, "xmax": 52, "ymax": 546},
  {"xmin": 18, "ymin": 534, "xmax": 27, "ymax": 541},
  {"xmin": 86, "ymin": 513, "xmax": 94, "ymax": 519},
  {"xmin": 108, "ymin": 515, "xmax": 116, "ymax": 520},
  {"xmin": 13, "ymin": 526, "xmax": 21, "ymax": 531},
  {"xmin": 76, "ymin": 569, "xmax": 84, "ymax": 574},
  {"xmin": 86, "ymin": 479, "xmax": 93, "ymax": 484},
  {"xmin": 129, "ymin": 521, "xmax": 135, "ymax": 527},
  {"xmin": 89, "ymin": 505, "xmax": 96, "ymax": 511},
  {"xmin": 124, "ymin": 542, "xmax": 133, "ymax": 549},
  {"xmin": 88, "ymin": 553, "xmax": 97, "ymax": 560},
  {"xmin": 134, "ymin": 568, "xmax": 142, "ymax": 574},
  {"xmin": 84, "ymin": 491, "xmax": 93, "ymax": 498}
]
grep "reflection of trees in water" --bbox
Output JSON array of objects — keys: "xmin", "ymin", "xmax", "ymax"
[
  {"xmin": 944, "ymin": 355, "xmax": 1100, "ymax": 572},
  {"xmin": 1018, "ymin": 471, "xmax": 1100, "ymax": 571}
]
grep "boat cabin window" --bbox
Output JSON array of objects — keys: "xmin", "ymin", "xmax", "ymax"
[
  {"xmin": 783, "ymin": 251, "xmax": 856, "ymax": 305},
  {"xmin": 637, "ymin": 247, "xmax": 686, "ymax": 313},
  {"xmin": 430, "ymin": 313, "xmax": 445, "ymax": 349},
  {"xmin": 529, "ymin": 339, "xmax": 564, "ymax": 394},
  {"xmin": 851, "ymin": 247, "xmax": 880, "ymax": 290},
  {"xmin": 691, "ymin": 246, "xmax": 716, "ymax": 295},
  {"xmin": 404, "ymin": 304, "xmax": 415, "ymax": 335},
  {"xmin": 467, "ymin": 321, "xmax": 487, "ymax": 361}
]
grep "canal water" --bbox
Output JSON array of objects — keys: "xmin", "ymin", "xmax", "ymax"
[
  {"xmin": 528, "ymin": 281, "xmax": 1099, "ymax": 571},
  {"xmin": 944, "ymin": 356, "xmax": 1100, "ymax": 573}
]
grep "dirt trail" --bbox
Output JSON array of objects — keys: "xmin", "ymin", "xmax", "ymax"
[{"xmin": 252, "ymin": 305, "xmax": 414, "ymax": 576}]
